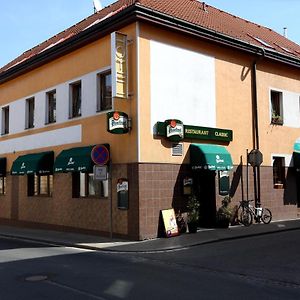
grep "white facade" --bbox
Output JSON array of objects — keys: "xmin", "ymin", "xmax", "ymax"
[{"xmin": 150, "ymin": 40, "xmax": 216, "ymax": 130}]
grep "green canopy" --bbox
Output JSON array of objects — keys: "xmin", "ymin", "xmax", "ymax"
[
  {"xmin": 0, "ymin": 158, "xmax": 7, "ymax": 176},
  {"xmin": 190, "ymin": 144, "xmax": 233, "ymax": 171},
  {"xmin": 54, "ymin": 145, "xmax": 95, "ymax": 173},
  {"xmin": 11, "ymin": 151, "xmax": 54, "ymax": 175},
  {"xmin": 293, "ymin": 152, "xmax": 300, "ymax": 170}
]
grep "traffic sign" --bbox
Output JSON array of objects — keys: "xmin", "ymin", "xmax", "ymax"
[
  {"xmin": 93, "ymin": 165, "xmax": 108, "ymax": 181},
  {"xmin": 248, "ymin": 149, "xmax": 263, "ymax": 167},
  {"xmin": 91, "ymin": 144, "xmax": 110, "ymax": 166}
]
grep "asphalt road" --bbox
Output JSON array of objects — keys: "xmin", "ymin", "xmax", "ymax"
[{"xmin": 0, "ymin": 230, "xmax": 300, "ymax": 299}]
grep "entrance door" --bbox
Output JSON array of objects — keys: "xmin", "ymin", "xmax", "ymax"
[{"xmin": 193, "ymin": 170, "xmax": 216, "ymax": 227}]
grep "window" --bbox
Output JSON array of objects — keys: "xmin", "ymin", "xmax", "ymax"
[
  {"xmin": 26, "ymin": 97, "xmax": 35, "ymax": 129},
  {"xmin": 28, "ymin": 174, "xmax": 53, "ymax": 196},
  {"xmin": 1, "ymin": 106, "xmax": 9, "ymax": 135},
  {"xmin": 97, "ymin": 71, "xmax": 112, "ymax": 111},
  {"xmin": 46, "ymin": 90, "xmax": 56, "ymax": 124},
  {"xmin": 70, "ymin": 81, "xmax": 81, "ymax": 118},
  {"xmin": 270, "ymin": 90, "xmax": 283, "ymax": 125},
  {"xmin": 0, "ymin": 176, "xmax": 6, "ymax": 195},
  {"xmin": 273, "ymin": 157, "xmax": 285, "ymax": 188},
  {"xmin": 72, "ymin": 172, "xmax": 108, "ymax": 198}
]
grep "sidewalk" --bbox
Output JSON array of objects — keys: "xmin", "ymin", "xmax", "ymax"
[{"xmin": 0, "ymin": 219, "xmax": 300, "ymax": 253}]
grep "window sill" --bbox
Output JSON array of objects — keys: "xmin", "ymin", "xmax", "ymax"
[
  {"xmin": 274, "ymin": 183, "xmax": 284, "ymax": 189},
  {"xmin": 69, "ymin": 114, "xmax": 82, "ymax": 120},
  {"xmin": 45, "ymin": 121, "xmax": 56, "ymax": 125},
  {"xmin": 271, "ymin": 119, "xmax": 283, "ymax": 126}
]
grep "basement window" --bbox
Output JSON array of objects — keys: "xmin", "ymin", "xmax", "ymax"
[{"xmin": 273, "ymin": 157, "xmax": 285, "ymax": 189}]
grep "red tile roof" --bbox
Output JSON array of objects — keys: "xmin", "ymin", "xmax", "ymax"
[{"xmin": 1, "ymin": 0, "xmax": 300, "ymax": 76}]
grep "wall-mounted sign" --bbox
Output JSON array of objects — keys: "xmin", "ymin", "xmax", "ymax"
[
  {"xmin": 117, "ymin": 178, "xmax": 129, "ymax": 210},
  {"xmin": 93, "ymin": 165, "xmax": 108, "ymax": 181},
  {"xmin": 91, "ymin": 144, "xmax": 110, "ymax": 166},
  {"xmin": 165, "ymin": 119, "xmax": 184, "ymax": 142},
  {"xmin": 183, "ymin": 177, "xmax": 193, "ymax": 195},
  {"xmin": 111, "ymin": 32, "xmax": 128, "ymax": 99},
  {"xmin": 218, "ymin": 171, "xmax": 230, "ymax": 196},
  {"xmin": 156, "ymin": 121, "xmax": 233, "ymax": 143},
  {"xmin": 107, "ymin": 111, "xmax": 129, "ymax": 134}
]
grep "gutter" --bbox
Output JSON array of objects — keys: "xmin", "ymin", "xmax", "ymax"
[{"xmin": 1, "ymin": 3, "xmax": 300, "ymax": 84}]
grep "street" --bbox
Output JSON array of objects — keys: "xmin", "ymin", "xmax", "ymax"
[{"xmin": 0, "ymin": 230, "xmax": 300, "ymax": 299}]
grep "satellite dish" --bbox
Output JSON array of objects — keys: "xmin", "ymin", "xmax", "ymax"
[{"xmin": 93, "ymin": 0, "xmax": 102, "ymax": 12}]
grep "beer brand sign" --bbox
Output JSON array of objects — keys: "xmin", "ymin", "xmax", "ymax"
[
  {"xmin": 165, "ymin": 119, "xmax": 184, "ymax": 142},
  {"xmin": 107, "ymin": 111, "xmax": 129, "ymax": 134}
]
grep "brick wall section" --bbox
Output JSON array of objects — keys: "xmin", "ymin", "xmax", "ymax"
[
  {"xmin": 0, "ymin": 175, "xmax": 13, "ymax": 219},
  {"xmin": 138, "ymin": 163, "xmax": 190, "ymax": 240},
  {"xmin": 220, "ymin": 165, "xmax": 298, "ymax": 220},
  {"xmin": 1, "ymin": 163, "xmax": 298, "ymax": 240}
]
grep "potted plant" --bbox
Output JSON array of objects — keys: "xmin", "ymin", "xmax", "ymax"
[
  {"xmin": 271, "ymin": 112, "xmax": 283, "ymax": 125},
  {"xmin": 216, "ymin": 196, "xmax": 232, "ymax": 228},
  {"xmin": 187, "ymin": 195, "xmax": 200, "ymax": 233}
]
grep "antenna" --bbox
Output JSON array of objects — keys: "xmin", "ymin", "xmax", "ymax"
[{"xmin": 93, "ymin": 0, "xmax": 102, "ymax": 13}]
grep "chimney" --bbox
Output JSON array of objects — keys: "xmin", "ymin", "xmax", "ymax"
[{"xmin": 283, "ymin": 27, "xmax": 288, "ymax": 38}]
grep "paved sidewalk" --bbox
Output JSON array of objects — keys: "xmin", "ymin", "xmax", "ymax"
[{"xmin": 0, "ymin": 219, "xmax": 299, "ymax": 253}]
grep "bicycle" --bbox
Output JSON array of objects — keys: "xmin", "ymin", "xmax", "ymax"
[{"xmin": 237, "ymin": 200, "xmax": 272, "ymax": 226}]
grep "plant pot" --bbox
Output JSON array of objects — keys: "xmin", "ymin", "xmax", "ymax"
[
  {"xmin": 188, "ymin": 222, "xmax": 198, "ymax": 233},
  {"xmin": 216, "ymin": 217, "xmax": 230, "ymax": 228}
]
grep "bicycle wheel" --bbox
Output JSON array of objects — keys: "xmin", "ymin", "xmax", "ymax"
[
  {"xmin": 261, "ymin": 208, "xmax": 272, "ymax": 224},
  {"xmin": 239, "ymin": 208, "xmax": 253, "ymax": 226}
]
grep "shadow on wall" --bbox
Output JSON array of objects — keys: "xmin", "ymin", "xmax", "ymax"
[
  {"xmin": 284, "ymin": 167, "xmax": 297, "ymax": 205},
  {"xmin": 229, "ymin": 162, "xmax": 243, "ymax": 198}
]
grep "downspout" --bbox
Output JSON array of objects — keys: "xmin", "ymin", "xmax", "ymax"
[{"xmin": 251, "ymin": 49, "xmax": 265, "ymax": 208}]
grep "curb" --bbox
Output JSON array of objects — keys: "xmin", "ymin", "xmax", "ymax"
[{"xmin": 0, "ymin": 220, "xmax": 300, "ymax": 253}]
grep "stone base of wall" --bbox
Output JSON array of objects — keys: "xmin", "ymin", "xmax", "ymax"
[{"xmin": 1, "ymin": 163, "xmax": 299, "ymax": 241}]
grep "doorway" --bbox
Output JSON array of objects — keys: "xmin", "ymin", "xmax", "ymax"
[{"xmin": 193, "ymin": 170, "xmax": 216, "ymax": 227}]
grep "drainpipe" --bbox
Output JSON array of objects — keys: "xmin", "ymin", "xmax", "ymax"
[{"xmin": 251, "ymin": 49, "xmax": 265, "ymax": 208}]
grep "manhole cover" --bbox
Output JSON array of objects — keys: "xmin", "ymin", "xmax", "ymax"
[{"xmin": 25, "ymin": 275, "xmax": 48, "ymax": 282}]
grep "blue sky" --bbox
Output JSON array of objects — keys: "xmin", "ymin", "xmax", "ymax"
[{"xmin": 1, "ymin": 0, "xmax": 299, "ymax": 68}]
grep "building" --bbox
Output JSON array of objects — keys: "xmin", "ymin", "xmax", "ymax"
[{"xmin": 0, "ymin": 0, "xmax": 300, "ymax": 240}]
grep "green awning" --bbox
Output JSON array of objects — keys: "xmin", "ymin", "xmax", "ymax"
[
  {"xmin": 54, "ymin": 145, "xmax": 95, "ymax": 173},
  {"xmin": 293, "ymin": 152, "xmax": 300, "ymax": 169},
  {"xmin": 0, "ymin": 158, "xmax": 7, "ymax": 176},
  {"xmin": 294, "ymin": 138, "xmax": 300, "ymax": 153},
  {"xmin": 11, "ymin": 151, "xmax": 54, "ymax": 175},
  {"xmin": 190, "ymin": 144, "xmax": 233, "ymax": 171}
]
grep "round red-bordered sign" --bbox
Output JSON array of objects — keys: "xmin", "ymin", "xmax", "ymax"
[
  {"xmin": 113, "ymin": 111, "xmax": 120, "ymax": 120},
  {"xmin": 170, "ymin": 120, "xmax": 177, "ymax": 128},
  {"xmin": 91, "ymin": 145, "xmax": 110, "ymax": 166}
]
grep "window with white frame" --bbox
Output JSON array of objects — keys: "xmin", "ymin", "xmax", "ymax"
[
  {"xmin": 273, "ymin": 157, "xmax": 285, "ymax": 188},
  {"xmin": 1, "ymin": 106, "xmax": 9, "ymax": 135},
  {"xmin": 97, "ymin": 71, "xmax": 112, "ymax": 112},
  {"xmin": 46, "ymin": 90, "xmax": 56, "ymax": 124},
  {"xmin": 25, "ymin": 97, "xmax": 35, "ymax": 129},
  {"xmin": 69, "ymin": 81, "xmax": 81, "ymax": 118},
  {"xmin": 270, "ymin": 90, "xmax": 283, "ymax": 125},
  {"xmin": 28, "ymin": 174, "xmax": 53, "ymax": 196},
  {"xmin": 72, "ymin": 172, "xmax": 108, "ymax": 198}
]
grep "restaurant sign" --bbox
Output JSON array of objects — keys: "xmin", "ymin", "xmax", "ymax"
[
  {"xmin": 156, "ymin": 121, "xmax": 233, "ymax": 142},
  {"xmin": 107, "ymin": 111, "xmax": 129, "ymax": 134}
]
